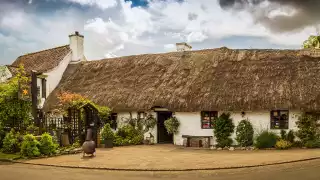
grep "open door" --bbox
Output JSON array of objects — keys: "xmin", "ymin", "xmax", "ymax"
[{"xmin": 157, "ymin": 111, "xmax": 173, "ymax": 144}]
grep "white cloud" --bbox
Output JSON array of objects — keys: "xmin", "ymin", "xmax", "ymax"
[
  {"xmin": 67, "ymin": 0, "xmax": 117, "ymax": 10},
  {"xmin": 1, "ymin": 0, "xmax": 318, "ymax": 64}
]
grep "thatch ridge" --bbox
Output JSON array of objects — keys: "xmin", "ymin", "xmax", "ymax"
[{"xmin": 44, "ymin": 47, "xmax": 320, "ymax": 112}]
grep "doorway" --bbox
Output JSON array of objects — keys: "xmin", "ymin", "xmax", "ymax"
[{"xmin": 157, "ymin": 111, "xmax": 173, "ymax": 144}]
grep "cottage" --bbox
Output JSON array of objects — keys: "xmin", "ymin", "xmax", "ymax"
[{"xmin": 5, "ymin": 31, "xmax": 320, "ymax": 146}]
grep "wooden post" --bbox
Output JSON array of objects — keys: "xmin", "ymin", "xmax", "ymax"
[{"xmin": 31, "ymin": 70, "xmax": 38, "ymax": 126}]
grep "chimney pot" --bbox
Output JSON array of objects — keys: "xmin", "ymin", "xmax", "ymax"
[{"xmin": 75, "ymin": 31, "xmax": 79, "ymax": 35}]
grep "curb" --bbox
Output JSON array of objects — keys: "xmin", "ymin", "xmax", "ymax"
[{"xmin": 3, "ymin": 157, "xmax": 320, "ymax": 172}]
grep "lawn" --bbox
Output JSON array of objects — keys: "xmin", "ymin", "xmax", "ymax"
[{"xmin": 0, "ymin": 152, "xmax": 20, "ymax": 160}]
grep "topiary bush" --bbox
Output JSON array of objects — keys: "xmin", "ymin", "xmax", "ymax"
[
  {"xmin": 213, "ymin": 113, "xmax": 235, "ymax": 148},
  {"xmin": 275, "ymin": 139, "xmax": 292, "ymax": 150},
  {"xmin": 254, "ymin": 131, "xmax": 278, "ymax": 149},
  {"xmin": 2, "ymin": 129, "xmax": 21, "ymax": 153},
  {"xmin": 164, "ymin": 116, "xmax": 180, "ymax": 135},
  {"xmin": 236, "ymin": 119, "xmax": 254, "ymax": 147},
  {"xmin": 100, "ymin": 123, "xmax": 114, "ymax": 140},
  {"xmin": 296, "ymin": 113, "xmax": 318, "ymax": 144},
  {"xmin": 39, "ymin": 133, "xmax": 58, "ymax": 156},
  {"xmin": 20, "ymin": 134, "xmax": 40, "ymax": 157}
]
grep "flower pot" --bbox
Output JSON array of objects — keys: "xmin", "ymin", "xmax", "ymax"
[{"xmin": 104, "ymin": 139, "xmax": 113, "ymax": 148}]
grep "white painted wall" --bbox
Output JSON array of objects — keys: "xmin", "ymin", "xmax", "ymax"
[
  {"xmin": 0, "ymin": 66, "xmax": 12, "ymax": 82},
  {"xmin": 173, "ymin": 111, "xmax": 302, "ymax": 146},
  {"xmin": 44, "ymin": 52, "xmax": 72, "ymax": 97}
]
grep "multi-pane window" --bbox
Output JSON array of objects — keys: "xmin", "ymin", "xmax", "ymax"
[
  {"xmin": 270, "ymin": 110, "xmax": 289, "ymax": 129},
  {"xmin": 201, "ymin": 111, "xmax": 218, "ymax": 129},
  {"xmin": 41, "ymin": 78, "xmax": 47, "ymax": 98}
]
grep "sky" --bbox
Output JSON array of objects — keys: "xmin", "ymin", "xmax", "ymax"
[{"xmin": 0, "ymin": 0, "xmax": 319, "ymax": 65}]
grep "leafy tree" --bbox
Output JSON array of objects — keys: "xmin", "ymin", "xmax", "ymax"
[
  {"xmin": 303, "ymin": 35, "xmax": 320, "ymax": 49},
  {"xmin": 296, "ymin": 113, "xmax": 319, "ymax": 144},
  {"xmin": 0, "ymin": 65, "xmax": 32, "ymax": 128}
]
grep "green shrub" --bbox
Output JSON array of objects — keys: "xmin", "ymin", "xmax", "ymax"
[
  {"xmin": 304, "ymin": 139, "xmax": 320, "ymax": 148},
  {"xmin": 280, "ymin": 129, "xmax": 295, "ymax": 143},
  {"xmin": 2, "ymin": 129, "xmax": 21, "ymax": 153},
  {"xmin": 114, "ymin": 125, "xmax": 143, "ymax": 146},
  {"xmin": 20, "ymin": 134, "xmax": 40, "ymax": 157},
  {"xmin": 236, "ymin": 119, "xmax": 254, "ymax": 147},
  {"xmin": 164, "ymin": 117, "xmax": 180, "ymax": 135},
  {"xmin": 0, "ymin": 126, "xmax": 6, "ymax": 148},
  {"xmin": 275, "ymin": 139, "xmax": 292, "ymax": 150},
  {"xmin": 26, "ymin": 124, "xmax": 39, "ymax": 135},
  {"xmin": 292, "ymin": 141, "xmax": 303, "ymax": 148},
  {"xmin": 39, "ymin": 133, "xmax": 58, "ymax": 156},
  {"xmin": 286, "ymin": 130, "xmax": 295, "ymax": 143},
  {"xmin": 254, "ymin": 131, "xmax": 278, "ymax": 149},
  {"xmin": 100, "ymin": 123, "xmax": 114, "ymax": 140},
  {"xmin": 296, "ymin": 113, "xmax": 318, "ymax": 144},
  {"xmin": 213, "ymin": 113, "xmax": 235, "ymax": 148}
]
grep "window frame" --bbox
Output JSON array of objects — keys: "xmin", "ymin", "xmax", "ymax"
[
  {"xmin": 270, "ymin": 110, "xmax": 289, "ymax": 129},
  {"xmin": 109, "ymin": 113, "xmax": 118, "ymax": 130},
  {"xmin": 200, "ymin": 111, "xmax": 218, "ymax": 129}
]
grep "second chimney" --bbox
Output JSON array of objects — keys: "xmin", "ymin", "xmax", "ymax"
[{"xmin": 176, "ymin": 42, "xmax": 192, "ymax": 52}]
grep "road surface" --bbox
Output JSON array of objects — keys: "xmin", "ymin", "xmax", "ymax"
[{"xmin": 1, "ymin": 159, "xmax": 320, "ymax": 180}]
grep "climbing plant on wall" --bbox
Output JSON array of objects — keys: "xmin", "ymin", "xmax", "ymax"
[{"xmin": 0, "ymin": 65, "xmax": 32, "ymax": 128}]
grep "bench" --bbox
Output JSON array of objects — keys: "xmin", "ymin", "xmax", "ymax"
[{"xmin": 182, "ymin": 135, "xmax": 213, "ymax": 148}]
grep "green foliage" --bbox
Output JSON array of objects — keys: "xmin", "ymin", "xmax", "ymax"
[
  {"xmin": 164, "ymin": 116, "xmax": 180, "ymax": 135},
  {"xmin": 213, "ymin": 113, "xmax": 235, "ymax": 147},
  {"xmin": 304, "ymin": 139, "xmax": 320, "ymax": 149},
  {"xmin": 236, "ymin": 119, "xmax": 254, "ymax": 147},
  {"xmin": 296, "ymin": 113, "xmax": 318, "ymax": 144},
  {"xmin": 39, "ymin": 133, "xmax": 58, "ymax": 156},
  {"xmin": 26, "ymin": 124, "xmax": 39, "ymax": 135},
  {"xmin": 275, "ymin": 139, "xmax": 292, "ymax": 150},
  {"xmin": 1, "ymin": 129, "xmax": 21, "ymax": 153},
  {"xmin": 0, "ymin": 126, "xmax": 5, "ymax": 148},
  {"xmin": 20, "ymin": 134, "xmax": 40, "ymax": 157},
  {"xmin": 124, "ymin": 113, "xmax": 157, "ymax": 134},
  {"xmin": 303, "ymin": 35, "xmax": 320, "ymax": 49},
  {"xmin": 100, "ymin": 123, "xmax": 114, "ymax": 140},
  {"xmin": 57, "ymin": 91, "xmax": 110, "ymax": 119},
  {"xmin": 0, "ymin": 65, "xmax": 32, "ymax": 127},
  {"xmin": 255, "ymin": 131, "xmax": 279, "ymax": 149},
  {"xmin": 292, "ymin": 141, "xmax": 303, "ymax": 148},
  {"xmin": 113, "ymin": 125, "xmax": 143, "ymax": 146},
  {"xmin": 280, "ymin": 130, "xmax": 295, "ymax": 143}
]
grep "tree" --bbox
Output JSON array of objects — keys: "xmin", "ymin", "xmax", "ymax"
[
  {"xmin": 0, "ymin": 65, "xmax": 32, "ymax": 128},
  {"xmin": 303, "ymin": 35, "xmax": 320, "ymax": 49}
]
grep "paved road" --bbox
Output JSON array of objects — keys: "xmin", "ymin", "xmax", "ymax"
[{"xmin": 1, "ymin": 159, "xmax": 320, "ymax": 180}]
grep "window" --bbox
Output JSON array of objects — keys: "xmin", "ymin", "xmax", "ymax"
[
  {"xmin": 270, "ymin": 110, "xmax": 289, "ymax": 129},
  {"xmin": 41, "ymin": 78, "xmax": 46, "ymax": 98},
  {"xmin": 201, "ymin": 111, "xmax": 218, "ymax": 129},
  {"xmin": 37, "ymin": 86, "xmax": 40, "ymax": 97},
  {"xmin": 108, "ymin": 113, "xmax": 117, "ymax": 130}
]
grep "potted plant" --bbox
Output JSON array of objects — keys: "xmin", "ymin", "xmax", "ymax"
[{"xmin": 100, "ymin": 123, "xmax": 114, "ymax": 148}]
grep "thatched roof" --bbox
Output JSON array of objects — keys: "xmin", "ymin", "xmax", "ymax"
[
  {"xmin": 44, "ymin": 47, "xmax": 320, "ymax": 112},
  {"xmin": 12, "ymin": 45, "xmax": 71, "ymax": 74}
]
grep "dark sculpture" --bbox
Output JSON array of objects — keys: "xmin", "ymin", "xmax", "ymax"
[{"xmin": 82, "ymin": 128, "xmax": 96, "ymax": 157}]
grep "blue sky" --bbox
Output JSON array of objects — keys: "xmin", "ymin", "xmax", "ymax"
[{"xmin": 0, "ymin": 0, "xmax": 318, "ymax": 65}]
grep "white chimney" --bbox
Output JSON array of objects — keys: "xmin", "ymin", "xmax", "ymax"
[
  {"xmin": 69, "ymin": 31, "xmax": 85, "ymax": 63},
  {"xmin": 176, "ymin": 42, "xmax": 192, "ymax": 52}
]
